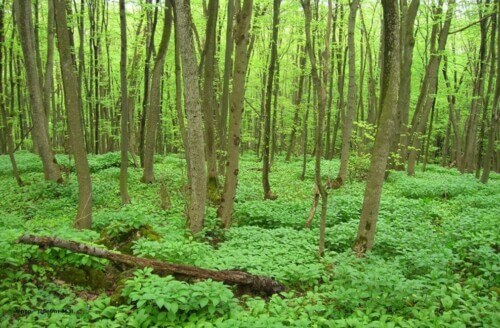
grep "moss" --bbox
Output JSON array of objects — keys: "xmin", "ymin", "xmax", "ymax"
[
  {"xmin": 207, "ymin": 176, "xmax": 221, "ymax": 204},
  {"xmin": 57, "ymin": 266, "xmax": 88, "ymax": 286},
  {"xmin": 87, "ymin": 268, "xmax": 108, "ymax": 289},
  {"xmin": 98, "ymin": 224, "xmax": 161, "ymax": 255},
  {"xmin": 109, "ymin": 270, "xmax": 135, "ymax": 306}
]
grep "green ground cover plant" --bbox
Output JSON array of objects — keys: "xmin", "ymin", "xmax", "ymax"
[{"xmin": 0, "ymin": 152, "xmax": 498, "ymax": 327}]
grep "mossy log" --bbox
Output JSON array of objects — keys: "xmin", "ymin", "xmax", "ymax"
[{"xmin": 18, "ymin": 234, "xmax": 285, "ymax": 296}]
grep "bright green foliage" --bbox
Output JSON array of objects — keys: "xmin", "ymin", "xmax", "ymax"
[{"xmin": 0, "ymin": 152, "xmax": 499, "ymax": 326}]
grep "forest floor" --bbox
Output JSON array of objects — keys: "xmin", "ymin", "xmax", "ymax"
[{"xmin": 0, "ymin": 151, "xmax": 499, "ymax": 327}]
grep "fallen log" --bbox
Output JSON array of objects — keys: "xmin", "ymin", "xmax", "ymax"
[{"xmin": 18, "ymin": 234, "xmax": 285, "ymax": 296}]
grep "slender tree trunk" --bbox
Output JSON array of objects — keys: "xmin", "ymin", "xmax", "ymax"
[
  {"xmin": 13, "ymin": 0, "xmax": 62, "ymax": 183},
  {"xmin": 54, "ymin": 0, "xmax": 92, "ymax": 229},
  {"xmin": 140, "ymin": 0, "xmax": 159, "ymax": 166},
  {"xmin": 202, "ymin": 0, "xmax": 221, "ymax": 202},
  {"xmin": 219, "ymin": 0, "xmax": 235, "ymax": 150},
  {"xmin": 390, "ymin": 0, "xmax": 419, "ymax": 171},
  {"xmin": 336, "ymin": 0, "xmax": 359, "ymax": 186},
  {"xmin": 301, "ymin": 0, "xmax": 332, "ymax": 255},
  {"xmin": 143, "ymin": 4, "xmax": 173, "ymax": 183},
  {"xmin": 286, "ymin": 46, "xmax": 307, "ymax": 161},
  {"xmin": 407, "ymin": 0, "xmax": 454, "ymax": 176},
  {"xmin": 119, "ymin": 0, "xmax": 131, "ymax": 204},
  {"xmin": 0, "ymin": 1, "xmax": 22, "ymax": 185},
  {"xmin": 218, "ymin": 0, "xmax": 253, "ymax": 228},
  {"xmin": 463, "ymin": 3, "xmax": 489, "ymax": 173},
  {"xmin": 174, "ymin": 0, "xmax": 207, "ymax": 234},
  {"xmin": 482, "ymin": 1, "xmax": 500, "ymax": 183},
  {"xmin": 262, "ymin": 0, "xmax": 281, "ymax": 200},
  {"xmin": 353, "ymin": 0, "xmax": 400, "ymax": 256},
  {"xmin": 300, "ymin": 77, "xmax": 311, "ymax": 181}
]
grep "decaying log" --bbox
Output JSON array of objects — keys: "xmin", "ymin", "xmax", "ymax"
[{"xmin": 18, "ymin": 234, "xmax": 285, "ymax": 296}]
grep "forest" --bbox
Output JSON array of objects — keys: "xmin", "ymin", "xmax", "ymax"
[{"xmin": 0, "ymin": 0, "xmax": 499, "ymax": 326}]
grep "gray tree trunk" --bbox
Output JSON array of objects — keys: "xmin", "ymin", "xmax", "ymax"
[
  {"xmin": 174, "ymin": 0, "xmax": 207, "ymax": 234},
  {"xmin": 143, "ymin": 4, "xmax": 173, "ymax": 183},
  {"xmin": 218, "ymin": 0, "xmax": 253, "ymax": 228},
  {"xmin": 119, "ymin": 0, "xmax": 131, "ymax": 204},
  {"xmin": 336, "ymin": 0, "xmax": 359, "ymax": 186},
  {"xmin": 353, "ymin": 0, "xmax": 400, "ymax": 255},
  {"xmin": 13, "ymin": 0, "xmax": 62, "ymax": 183},
  {"xmin": 53, "ymin": 0, "xmax": 92, "ymax": 229}
]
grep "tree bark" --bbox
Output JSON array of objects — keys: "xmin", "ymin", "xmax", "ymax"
[
  {"xmin": 390, "ymin": 0, "xmax": 419, "ymax": 171},
  {"xmin": 119, "ymin": 0, "xmax": 131, "ymax": 205},
  {"xmin": 353, "ymin": 0, "xmax": 400, "ymax": 256},
  {"xmin": 202, "ymin": 0, "xmax": 221, "ymax": 202},
  {"xmin": 0, "ymin": 1, "xmax": 23, "ymax": 186},
  {"xmin": 463, "ymin": 2, "xmax": 489, "ymax": 173},
  {"xmin": 481, "ymin": 1, "xmax": 500, "ymax": 183},
  {"xmin": 336, "ymin": 0, "xmax": 359, "ymax": 186},
  {"xmin": 54, "ymin": 0, "xmax": 92, "ymax": 229},
  {"xmin": 218, "ymin": 0, "xmax": 253, "ymax": 228},
  {"xmin": 286, "ymin": 46, "xmax": 307, "ymax": 161},
  {"xmin": 301, "ymin": 0, "xmax": 332, "ymax": 255},
  {"xmin": 407, "ymin": 0, "xmax": 454, "ymax": 176},
  {"xmin": 13, "ymin": 0, "xmax": 62, "ymax": 183},
  {"xmin": 262, "ymin": 0, "xmax": 280, "ymax": 200},
  {"xmin": 143, "ymin": 4, "xmax": 173, "ymax": 183},
  {"xmin": 174, "ymin": 0, "xmax": 207, "ymax": 234}
]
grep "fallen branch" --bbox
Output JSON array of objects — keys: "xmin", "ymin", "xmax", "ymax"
[{"xmin": 18, "ymin": 234, "xmax": 285, "ymax": 296}]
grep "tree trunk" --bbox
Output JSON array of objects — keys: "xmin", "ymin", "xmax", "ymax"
[
  {"xmin": 0, "ymin": 1, "xmax": 23, "ymax": 186},
  {"xmin": 219, "ymin": 0, "xmax": 235, "ymax": 152},
  {"xmin": 140, "ymin": 0, "xmax": 159, "ymax": 166},
  {"xmin": 407, "ymin": 0, "xmax": 454, "ymax": 176},
  {"xmin": 174, "ymin": 0, "xmax": 207, "ymax": 234},
  {"xmin": 286, "ymin": 46, "xmax": 307, "ymax": 161},
  {"xmin": 463, "ymin": 3, "xmax": 489, "ymax": 173},
  {"xmin": 119, "ymin": 0, "xmax": 131, "ymax": 205},
  {"xmin": 54, "ymin": 0, "xmax": 92, "ymax": 229},
  {"xmin": 202, "ymin": 0, "xmax": 221, "ymax": 202},
  {"xmin": 336, "ymin": 0, "xmax": 359, "ymax": 186},
  {"xmin": 482, "ymin": 1, "xmax": 500, "ymax": 183},
  {"xmin": 353, "ymin": 0, "xmax": 400, "ymax": 256},
  {"xmin": 218, "ymin": 0, "xmax": 253, "ymax": 228},
  {"xmin": 390, "ymin": 0, "xmax": 419, "ymax": 171},
  {"xmin": 13, "ymin": 0, "xmax": 62, "ymax": 183},
  {"xmin": 301, "ymin": 0, "xmax": 332, "ymax": 256},
  {"xmin": 262, "ymin": 0, "xmax": 280, "ymax": 200},
  {"xmin": 143, "ymin": 4, "xmax": 173, "ymax": 183}
]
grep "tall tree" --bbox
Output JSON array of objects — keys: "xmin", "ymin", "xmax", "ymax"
[
  {"xmin": 262, "ymin": 0, "xmax": 281, "ymax": 200},
  {"xmin": 301, "ymin": 0, "xmax": 333, "ymax": 255},
  {"xmin": 142, "ymin": 3, "xmax": 173, "ymax": 183},
  {"xmin": 53, "ymin": 0, "xmax": 92, "ymax": 229},
  {"xmin": 463, "ymin": 0, "xmax": 490, "ymax": 173},
  {"xmin": 219, "ymin": 0, "xmax": 235, "ymax": 154},
  {"xmin": 217, "ymin": 0, "xmax": 253, "ymax": 228},
  {"xmin": 13, "ymin": 0, "xmax": 62, "ymax": 183},
  {"xmin": 353, "ymin": 0, "xmax": 400, "ymax": 255},
  {"xmin": 119, "ymin": 0, "xmax": 131, "ymax": 204},
  {"xmin": 335, "ymin": 0, "xmax": 359, "ymax": 186},
  {"xmin": 0, "ymin": 0, "xmax": 22, "ymax": 186},
  {"xmin": 389, "ymin": 0, "xmax": 420, "ymax": 171},
  {"xmin": 174, "ymin": 0, "xmax": 207, "ymax": 234},
  {"xmin": 481, "ymin": 0, "xmax": 499, "ymax": 183},
  {"xmin": 201, "ymin": 0, "xmax": 220, "ymax": 202},
  {"xmin": 406, "ymin": 0, "xmax": 455, "ymax": 176}
]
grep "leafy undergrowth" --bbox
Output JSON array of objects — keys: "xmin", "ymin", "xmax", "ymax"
[{"xmin": 0, "ymin": 151, "xmax": 499, "ymax": 327}]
